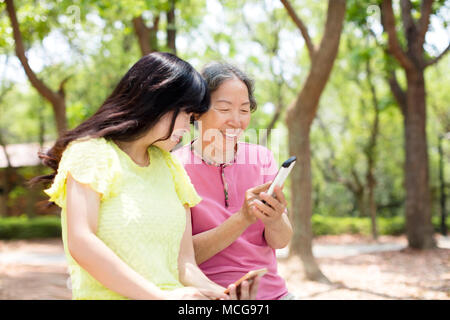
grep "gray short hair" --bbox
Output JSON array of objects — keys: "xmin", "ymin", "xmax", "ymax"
[{"xmin": 200, "ymin": 62, "xmax": 257, "ymax": 112}]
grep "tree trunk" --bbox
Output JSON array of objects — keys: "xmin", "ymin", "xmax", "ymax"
[
  {"xmin": 365, "ymin": 58, "xmax": 379, "ymax": 240},
  {"xmin": 438, "ymin": 135, "xmax": 447, "ymax": 236},
  {"xmin": 6, "ymin": 0, "xmax": 67, "ymax": 136},
  {"xmin": 132, "ymin": 15, "xmax": 159, "ymax": 56},
  {"xmin": 52, "ymin": 94, "xmax": 67, "ymax": 137},
  {"xmin": 367, "ymin": 168, "xmax": 378, "ymax": 240},
  {"xmin": 166, "ymin": 0, "xmax": 177, "ymax": 54},
  {"xmin": 282, "ymin": 0, "xmax": 346, "ymax": 283},
  {"xmin": 380, "ymin": 0, "xmax": 444, "ymax": 250},
  {"xmin": 288, "ymin": 118, "xmax": 329, "ymax": 283},
  {"xmin": 0, "ymin": 137, "xmax": 12, "ymax": 217},
  {"xmin": 403, "ymin": 70, "xmax": 435, "ymax": 248},
  {"xmin": 0, "ymin": 169, "xmax": 8, "ymax": 217},
  {"xmin": 355, "ymin": 189, "xmax": 366, "ymax": 217}
]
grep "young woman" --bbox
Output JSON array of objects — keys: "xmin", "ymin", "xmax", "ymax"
[
  {"xmin": 32, "ymin": 52, "xmax": 231, "ymax": 300},
  {"xmin": 173, "ymin": 62, "xmax": 295, "ymax": 300}
]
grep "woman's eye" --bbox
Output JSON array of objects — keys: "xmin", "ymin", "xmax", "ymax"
[{"xmin": 240, "ymin": 109, "xmax": 250, "ymax": 113}]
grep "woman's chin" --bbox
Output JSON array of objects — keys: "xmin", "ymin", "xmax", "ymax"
[
  {"xmin": 153, "ymin": 140, "xmax": 176, "ymax": 152},
  {"xmin": 215, "ymin": 137, "xmax": 238, "ymax": 153}
]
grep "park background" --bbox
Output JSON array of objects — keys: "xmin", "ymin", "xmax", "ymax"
[{"xmin": 0, "ymin": 0, "xmax": 449, "ymax": 299}]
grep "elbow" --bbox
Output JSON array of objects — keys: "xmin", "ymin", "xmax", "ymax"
[
  {"xmin": 178, "ymin": 261, "xmax": 197, "ymax": 285},
  {"xmin": 269, "ymin": 240, "xmax": 291, "ymax": 250},
  {"xmin": 67, "ymin": 231, "xmax": 91, "ymax": 263},
  {"xmin": 267, "ymin": 228, "xmax": 293, "ymax": 250},
  {"xmin": 67, "ymin": 235, "xmax": 82, "ymax": 262}
]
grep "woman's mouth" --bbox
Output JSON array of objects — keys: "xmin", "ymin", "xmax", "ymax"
[
  {"xmin": 170, "ymin": 130, "xmax": 188, "ymax": 143},
  {"xmin": 221, "ymin": 129, "xmax": 242, "ymax": 140},
  {"xmin": 171, "ymin": 135, "xmax": 182, "ymax": 143}
]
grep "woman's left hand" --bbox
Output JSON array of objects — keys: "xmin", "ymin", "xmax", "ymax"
[
  {"xmin": 197, "ymin": 286, "xmax": 230, "ymax": 300},
  {"xmin": 250, "ymin": 185, "xmax": 287, "ymax": 226}
]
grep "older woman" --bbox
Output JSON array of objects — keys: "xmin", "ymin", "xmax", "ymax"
[{"xmin": 173, "ymin": 62, "xmax": 294, "ymax": 300}]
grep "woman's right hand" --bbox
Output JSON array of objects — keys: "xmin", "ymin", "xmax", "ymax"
[
  {"xmin": 239, "ymin": 181, "xmax": 272, "ymax": 225},
  {"xmin": 227, "ymin": 276, "xmax": 261, "ymax": 300},
  {"xmin": 163, "ymin": 286, "xmax": 210, "ymax": 300}
]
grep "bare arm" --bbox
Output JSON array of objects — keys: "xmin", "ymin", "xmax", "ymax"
[
  {"xmin": 66, "ymin": 173, "xmax": 168, "ymax": 299},
  {"xmin": 262, "ymin": 212, "xmax": 293, "ymax": 249},
  {"xmin": 253, "ymin": 186, "xmax": 293, "ymax": 249},
  {"xmin": 183, "ymin": 205, "xmax": 261, "ymax": 300},
  {"xmin": 178, "ymin": 205, "xmax": 229, "ymax": 300},
  {"xmin": 192, "ymin": 181, "xmax": 272, "ymax": 264},
  {"xmin": 192, "ymin": 211, "xmax": 252, "ymax": 265}
]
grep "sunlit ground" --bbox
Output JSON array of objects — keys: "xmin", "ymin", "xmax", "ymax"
[{"xmin": 0, "ymin": 234, "xmax": 448, "ymax": 300}]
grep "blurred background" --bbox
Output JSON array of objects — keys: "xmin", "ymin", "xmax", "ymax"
[{"xmin": 0, "ymin": 0, "xmax": 449, "ymax": 300}]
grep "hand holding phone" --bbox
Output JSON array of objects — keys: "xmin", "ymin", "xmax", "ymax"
[
  {"xmin": 266, "ymin": 156, "xmax": 296, "ymax": 198},
  {"xmin": 224, "ymin": 268, "xmax": 268, "ymax": 296},
  {"xmin": 260, "ymin": 156, "xmax": 296, "ymax": 209}
]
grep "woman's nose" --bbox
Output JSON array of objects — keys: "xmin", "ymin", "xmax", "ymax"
[{"xmin": 228, "ymin": 109, "xmax": 241, "ymax": 127}]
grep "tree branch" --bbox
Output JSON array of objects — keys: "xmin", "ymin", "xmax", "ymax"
[
  {"xmin": 388, "ymin": 72, "xmax": 407, "ymax": 115},
  {"xmin": 6, "ymin": 0, "xmax": 67, "ymax": 135},
  {"xmin": 400, "ymin": 0, "xmax": 418, "ymax": 45},
  {"xmin": 280, "ymin": 0, "xmax": 316, "ymax": 61},
  {"xmin": 5, "ymin": 0, "xmax": 58, "ymax": 103},
  {"xmin": 400, "ymin": 0, "xmax": 416, "ymax": 29},
  {"xmin": 380, "ymin": 0, "xmax": 415, "ymax": 71},
  {"xmin": 166, "ymin": 0, "xmax": 176, "ymax": 54},
  {"xmin": 418, "ymin": 0, "xmax": 434, "ymax": 48},
  {"xmin": 287, "ymin": 0, "xmax": 345, "ymax": 126},
  {"xmin": 132, "ymin": 15, "xmax": 159, "ymax": 56},
  {"xmin": 58, "ymin": 75, "xmax": 72, "ymax": 98},
  {"xmin": 424, "ymin": 42, "xmax": 450, "ymax": 67}
]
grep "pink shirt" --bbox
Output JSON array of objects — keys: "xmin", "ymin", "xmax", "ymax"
[{"xmin": 173, "ymin": 142, "xmax": 288, "ymax": 300}]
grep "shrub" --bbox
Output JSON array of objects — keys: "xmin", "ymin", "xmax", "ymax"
[
  {"xmin": 0, "ymin": 214, "xmax": 447, "ymax": 240},
  {"xmin": 0, "ymin": 215, "xmax": 61, "ymax": 240},
  {"xmin": 312, "ymin": 215, "xmax": 449, "ymax": 236}
]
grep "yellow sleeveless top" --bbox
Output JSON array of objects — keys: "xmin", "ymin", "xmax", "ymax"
[{"xmin": 44, "ymin": 137, "xmax": 201, "ymax": 299}]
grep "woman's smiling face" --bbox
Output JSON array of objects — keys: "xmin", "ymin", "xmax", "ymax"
[{"xmin": 197, "ymin": 78, "xmax": 251, "ymax": 150}]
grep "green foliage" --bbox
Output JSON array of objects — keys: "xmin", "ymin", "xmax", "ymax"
[
  {"xmin": 0, "ymin": 215, "xmax": 61, "ymax": 239},
  {"xmin": 1, "ymin": 215, "xmax": 447, "ymax": 240},
  {"xmin": 311, "ymin": 215, "xmax": 449, "ymax": 237},
  {"xmin": 0, "ymin": 0, "xmax": 449, "ymax": 228}
]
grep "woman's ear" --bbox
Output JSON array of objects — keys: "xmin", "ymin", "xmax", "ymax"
[
  {"xmin": 190, "ymin": 114, "xmax": 196, "ymax": 125},
  {"xmin": 191, "ymin": 114, "xmax": 202, "ymax": 126}
]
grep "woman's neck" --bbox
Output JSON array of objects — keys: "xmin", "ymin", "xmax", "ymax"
[
  {"xmin": 114, "ymin": 139, "xmax": 150, "ymax": 167},
  {"xmin": 193, "ymin": 138, "xmax": 237, "ymax": 165}
]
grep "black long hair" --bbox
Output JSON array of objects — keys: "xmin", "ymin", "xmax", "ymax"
[{"xmin": 31, "ymin": 52, "xmax": 210, "ymax": 188}]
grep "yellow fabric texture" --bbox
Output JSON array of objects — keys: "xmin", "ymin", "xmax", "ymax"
[{"xmin": 44, "ymin": 137, "xmax": 201, "ymax": 299}]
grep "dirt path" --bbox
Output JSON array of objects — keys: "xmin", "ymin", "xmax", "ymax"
[
  {"xmin": 0, "ymin": 235, "xmax": 449, "ymax": 300},
  {"xmin": 0, "ymin": 239, "xmax": 70, "ymax": 300}
]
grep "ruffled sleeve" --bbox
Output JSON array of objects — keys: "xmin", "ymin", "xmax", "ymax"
[
  {"xmin": 44, "ymin": 137, "xmax": 121, "ymax": 209},
  {"xmin": 162, "ymin": 149, "xmax": 202, "ymax": 207}
]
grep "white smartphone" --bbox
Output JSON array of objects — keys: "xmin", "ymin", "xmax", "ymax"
[{"xmin": 266, "ymin": 156, "xmax": 297, "ymax": 198}]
